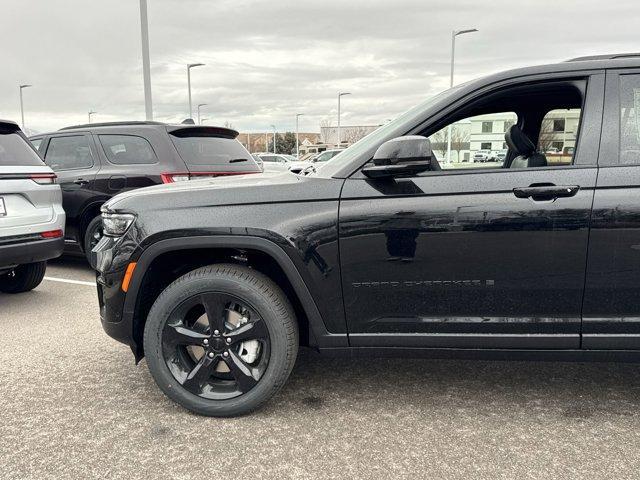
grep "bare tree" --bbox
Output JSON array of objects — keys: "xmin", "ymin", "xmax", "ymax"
[
  {"xmin": 537, "ymin": 119, "xmax": 555, "ymax": 153},
  {"xmin": 344, "ymin": 126, "xmax": 369, "ymax": 145},
  {"xmin": 429, "ymin": 128, "xmax": 448, "ymax": 160},
  {"xmin": 450, "ymin": 125, "xmax": 470, "ymax": 162},
  {"xmin": 319, "ymin": 118, "xmax": 333, "ymax": 143}
]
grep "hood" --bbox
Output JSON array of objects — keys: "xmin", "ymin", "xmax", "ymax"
[{"xmin": 104, "ymin": 171, "xmax": 343, "ymax": 213}]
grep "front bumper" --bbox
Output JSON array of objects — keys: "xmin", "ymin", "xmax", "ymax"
[
  {"xmin": 94, "ymin": 234, "xmax": 139, "ymax": 353},
  {"xmin": 0, "ymin": 235, "xmax": 64, "ymax": 269}
]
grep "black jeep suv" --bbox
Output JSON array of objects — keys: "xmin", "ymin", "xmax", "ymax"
[
  {"xmin": 31, "ymin": 122, "xmax": 261, "ymax": 262},
  {"xmin": 95, "ymin": 54, "xmax": 640, "ymax": 416}
]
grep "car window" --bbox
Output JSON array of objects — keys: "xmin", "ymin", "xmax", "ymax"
[
  {"xmin": 44, "ymin": 135, "xmax": 93, "ymax": 170},
  {"xmin": 30, "ymin": 138, "xmax": 42, "ymax": 151},
  {"xmin": 427, "ymin": 112, "xmax": 517, "ymax": 169},
  {"xmin": 262, "ymin": 156, "xmax": 281, "ymax": 163},
  {"xmin": 169, "ymin": 134, "xmax": 258, "ymax": 172},
  {"xmin": 0, "ymin": 132, "xmax": 44, "ymax": 166},
  {"xmin": 537, "ymin": 108, "xmax": 581, "ymax": 165},
  {"xmin": 315, "ymin": 151, "xmax": 334, "ymax": 162},
  {"xmin": 99, "ymin": 135, "xmax": 157, "ymax": 165},
  {"xmin": 619, "ymin": 74, "xmax": 640, "ymax": 164}
]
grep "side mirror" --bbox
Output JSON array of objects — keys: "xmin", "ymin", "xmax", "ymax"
[{"xmin": 362, "ymin": 136, "xmax": 432, "ymax": 179}]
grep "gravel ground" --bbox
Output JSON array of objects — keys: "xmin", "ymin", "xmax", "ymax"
[{"xmin": 1, "ymin": 258, "xmax": 640, "ymax": 479}]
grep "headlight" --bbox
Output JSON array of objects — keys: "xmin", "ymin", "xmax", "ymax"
[{"xmin": 102, "ymin": 213, "xmax": 136, "ymax": 237}]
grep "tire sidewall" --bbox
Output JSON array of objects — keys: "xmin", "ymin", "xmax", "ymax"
[
  {"xmin": 83, "ymin": 216, "xmax": 103, "ymax": 260},
  {"xmin": 144, "ymin": 265, "xmax": 297, "ymax": 416}
]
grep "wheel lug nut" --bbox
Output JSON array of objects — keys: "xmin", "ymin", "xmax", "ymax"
[
  {"xmin": 226, "ymin": 338, "xmax": 232, "ymax": 344},
  {"xmin": 223, "ymin": 351, "xmax": 229, "ymax": 357},
  {"xmin": 203, "ymin": 339, "xmax": 209, "ymax": 345},
  {"xmin": 208, "ymin": 352, "xmax": 215, "ymax": 358},
  {"xmin": 213, "ymin": 330, "xmax": 220, "ymax": 336}
]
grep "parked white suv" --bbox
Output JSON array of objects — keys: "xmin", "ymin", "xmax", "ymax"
[{"xmin": 0, "ymin": 120, "xmax": 65, "ymax": 293}]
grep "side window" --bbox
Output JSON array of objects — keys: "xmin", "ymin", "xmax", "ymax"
[
  {"xmin": 619, "ymin": 74, "xmax": 640, "ymax": 164},
  {"xmin": 537, "ymin": 109, "xmax": 581, "ymax": 165},
  {"xmin": 99, "ymin": 135, "xmax": 157, "ymax": 165},
  {"xmin": 428, "ymin": 112, "xmax": 517, "ymax": 169},
  {"xmin": 44, "ymin": 135, "xmax": 93, "ymax": 170},
  {"xmin": 30, "ymin": 138, "xmax": 42, "ymax": 151}
]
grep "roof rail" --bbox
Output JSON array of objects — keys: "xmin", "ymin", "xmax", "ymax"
[
  {"xmin": 566, "ymin": 53, "xmax": 640, "ymax": 62},
  {"xmin": 60, "ymin": 121, "xmax": 166, "ymax": 130}
]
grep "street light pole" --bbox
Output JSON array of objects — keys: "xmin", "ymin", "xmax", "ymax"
[
  {"xmin": 446, "ymin": 28, "xmax": 477, "ymax": 164},
  {"xmin": 88, "ymin": 110, "xmax": 97, "ymax": 123},
  {"xmin": 295, "ymin": 113, "xmax": 304, "ymax": 158},
  {"xmin": 337, "ymin": 92, "xmax": 351, "ymax": 148},
  {"xmin": 187, "ymin": 63, "xmax": 205, "ymax": 119},
  {"xmin": 139, "ymin": 0, "xmax": 153, "ymax": 120},
  {"xmin": 197, "ymin": 103, "xmax": 207, "ymax": 125},
  {"xmin": 270, "ymin": 125, "xmax": 276, "ymax": 153},
  {"xmin": 19, "ymin": 84, "xmax": 32, "ymax": 130}
]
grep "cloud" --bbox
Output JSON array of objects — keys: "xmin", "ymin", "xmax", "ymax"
[{"xmin": 1, "ymin": 0, "xmax": 639, "ymax": 133}]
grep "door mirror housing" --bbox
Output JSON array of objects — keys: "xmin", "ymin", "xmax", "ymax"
[{"xmin": 363, "ymin": 136, "xmax": 433, "ymax": 178}]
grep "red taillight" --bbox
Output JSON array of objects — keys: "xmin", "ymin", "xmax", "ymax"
[
  {"xmin": 161, "ymin": 171, "xmax": 259, "ymax": 184},
  {"xmin": 30, "ymin": 173, "xmax": 56, "ymax": 185},
  {"xmin": 40, "ymin": 229, "xmax": 63, "ymax": 239}
]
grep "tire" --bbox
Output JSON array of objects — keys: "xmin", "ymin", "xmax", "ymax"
[
  {"xmin": 144, "ymin": 263, "xmax": 299, "ymax": 417},
  {"xmin": 0, "ymin": 261, "xmax": 47, "ymax": 294},
  {"xmin": 83, "ymin": 216, "xmax": 103, "ymax": 263}
]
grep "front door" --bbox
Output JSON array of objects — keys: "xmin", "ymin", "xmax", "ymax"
[{"xmin": 339, "ymin": 75, "xmax": 604, "ymax": 349}]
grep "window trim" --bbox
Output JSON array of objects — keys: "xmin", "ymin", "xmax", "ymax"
[
  {"xmin": 97, "ymin": 134, "xmax": 159, "ymax": 166},
  {"xmin": 43, "ymin": 133, "xmax": 96, "ymax": 171}
]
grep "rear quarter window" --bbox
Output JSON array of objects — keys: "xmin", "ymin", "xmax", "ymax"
[
  {"xmin": 169, "ymin": 135, "xmax": 259, "ymax": 172},
  {"xmin": 99, "ymin": 135, "xmax": 158, "ymax": 165},
  {"xmin": 0, "ymin": 132, "xmax": 44, "ymax": 166}
]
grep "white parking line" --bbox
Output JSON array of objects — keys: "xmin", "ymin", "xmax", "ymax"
[{"xmin": 43, "ymin": 276, "xmax": 96, "ymax": 287}]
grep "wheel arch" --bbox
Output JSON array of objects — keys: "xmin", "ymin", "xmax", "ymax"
[{"xmin": 124, "ymin": 235, "xmax": 347, "ymax": 360}]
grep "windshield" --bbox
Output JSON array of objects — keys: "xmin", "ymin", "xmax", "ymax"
[
  {"xmin": 0, "ymin": 132, "xmax": 44, "ymax": 166},
  {"xmin": 314, "ymin": 85, "xmax": 463, "ymax": 178}
]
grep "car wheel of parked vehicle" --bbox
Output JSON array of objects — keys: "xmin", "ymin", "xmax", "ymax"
[
  {"xmin": 83, "ymin": 216, "xmax": 103, "ymax": 261},
  {"xmin": 144, "ymin": 264, "xmax": 299, "ymax": 417},
  {"xmin": 0, "ymin": 261, "xmax": 47, "ymax": 294}
]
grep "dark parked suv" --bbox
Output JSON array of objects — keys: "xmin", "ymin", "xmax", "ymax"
[
  {"xmin": 31, "ymin": 122, "xmax": 261, "ymax": 261},
  {"xmin": 95, "ymin": 54, "xmax": 640, "ymax": 416}
]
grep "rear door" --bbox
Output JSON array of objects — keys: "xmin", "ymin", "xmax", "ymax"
[
  {"xmin": 583, "ymin": 69, "xmax": 640, "ymax": 349},
  {"xmin": 42, "ymin": 133, "xmax": 100, "ymax": 242}
]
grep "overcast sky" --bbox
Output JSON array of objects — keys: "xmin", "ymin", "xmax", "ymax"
[{"xmin": 1, "ymin": 0, "xmax": 639, "ymax": 134}]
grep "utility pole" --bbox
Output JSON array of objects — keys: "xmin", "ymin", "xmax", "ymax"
[
  {"xmin": 295, "ymin": 113, "xmax": 304, "ymax": 158},
  {"xmin": 88, "ymin": 110, "xmax": 97, "ymax": 123},
  {"xmin": 19, "ymin": 84, "xmax": 32, "ymax": 130},
  {"xmin": 187, "ymin": 63, "xmax": 205, "ymax": 119},
  {"xmin": 197, "ymin": 103, "xmax": 207, "ymax": 125},
  {"xmin": 337, "ymin": 92, "xmax": 351, "ymax": 148},
  {"xmin": 446, "ymin": 28, "xmax": 477, "ymax": 163},
  {"xmin": 139, "ymin": 0, "xmax": 153, "ymax": 120},
  {"xmin": 271, "ymin": 125, "xmax": 276, "ymax": 154}
]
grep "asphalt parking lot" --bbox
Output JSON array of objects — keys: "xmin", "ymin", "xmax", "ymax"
[{"xmin": 1, "ymin": 258, "xmax": 640, "ymax": 479}]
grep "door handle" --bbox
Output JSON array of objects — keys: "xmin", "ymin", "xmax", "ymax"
[
  {"xmin": 73, "ymin": 178, "xmax": 89, "ymax": 186},
  {"xmin": 513, "ymin": 184, "xmax": 579, "ymax": 200}
]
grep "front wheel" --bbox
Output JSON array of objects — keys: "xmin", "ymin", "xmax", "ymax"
[
  {"xmin": 143, "ymin": 264, "xmax": 299, "ymax": 417},
  {"xmin": 0, "ymin": 261, "xmax": 47, "ymax": 293}
]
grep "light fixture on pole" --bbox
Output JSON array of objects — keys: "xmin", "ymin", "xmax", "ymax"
[
  {"xmin": 187, "ymin": 63, "xmax": 205, "ymax": 119},
  {"xmin": 139, "ymin": 0, "xmax": 153, "ymax": 120},
  {"xmin": 88, "ymin": 110, "xmax": 97, "ymax": 123},
  {"xmin": 295, "ymin": 113, "xmax": 304, "ymax": 158},
  {"xmin": 197, "ymin": 103, "xmax": 207, "ymax": 125},
  {"xmin": 270, "ymin": 124, "xmax": 277, "ymax": 154},
  {"xmin": 19, "ymin": 84, "xmax": 32, "ymax": 130},
  {"xmin": 337, "ymin": 92, "xmax": 351, "ymax": 148},
  {"xmin": 446, "ymin": 28, "xmax": 477, "ymax": 164}
]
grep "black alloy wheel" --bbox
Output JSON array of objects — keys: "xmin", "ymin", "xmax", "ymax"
[
  {"xmin": 162, "ymin": 293, "xmax": 270, "ymax": 400},
  {"xmin": 144, "ymin": 264, "xmax": 298, "ymax": 416}
]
